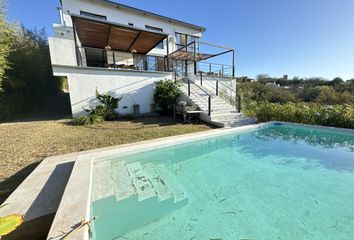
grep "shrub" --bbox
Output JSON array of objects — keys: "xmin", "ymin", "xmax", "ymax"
[
  {"xmin": 264, "ymin": 87, "xmax": 297, "ymax": 103},
  {"xmin": 154, "ymin": 80, "xmax": 180, "ymax": 112},
  {"xmin": 315, "ymin": 86, "xmax": 354, "ymax": 105},
  {"xmin": 252, "ymin": 102, "xmax": 354, "ymax": 129},
  {"xmin": 70, "ymin": 91, "xmax": 121, "ymax": 125},
  {"xmin": 94, "ymin": 90, "xmax": 122, "ymax": 120},
  {"xmin": 69, "ymin": 114, "xmax": 104, "ymax": 126}
]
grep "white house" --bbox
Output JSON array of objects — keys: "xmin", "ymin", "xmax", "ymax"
[{"xmin": 49, "ymin": 0, "xmax": 250, "ymax": 127}]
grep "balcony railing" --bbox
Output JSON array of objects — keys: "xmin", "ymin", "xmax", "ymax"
[
  {"xmin": 197, "ymin": 61, "xmax": 233, "ymax": 77},
  {"xmin": 76, "ymin": 47, "xmax": 168, "ymax": 72}
]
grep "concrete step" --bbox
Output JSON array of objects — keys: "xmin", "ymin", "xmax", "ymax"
[
  {"xmin": 154, "ymin": 164, "xmax": 188, "ymax": 204},
  {"xmin": 126, "ymin": 162, "xmax": 157, "ymax": 201},
  {"xmin": 111, "ymin": 161, "xmax": 138, "ymax": 202},
  {"xmin": 142, "ymin": 163, "xmax": 173, "ymax": 202},
  {"xmin": 211, "ymin": 112, "xmax": 243, "ymax": 119},
  {"xmin": 92, "ymin": 160, "xmax": 115, "ymax": 201}
]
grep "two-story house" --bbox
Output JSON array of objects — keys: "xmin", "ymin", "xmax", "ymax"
[{"xmin": 49, "ymin": 0, "xmax": 251, "ymax": 127}]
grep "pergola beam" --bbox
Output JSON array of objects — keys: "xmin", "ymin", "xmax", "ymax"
[
  {"xmin": 127, "ymin": 31, "xmax": 142, "ymax": 51},
  {"xmin": 105, "ymin": 25, "xmax": 112, "ymax": 47}
]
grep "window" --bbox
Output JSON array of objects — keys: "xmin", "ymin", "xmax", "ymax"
[
  {"xmin": 145, "ymin": 25, "xmax": 164, "ymax": 49},
  {"xmin": 175, "ymin": 32, "xmax": 198, "ymax": 50},
  {"xmin": 128, "ymin": 22, "xmax": 134, "ymax": 26},
  {"xmin": 80, "ymin": 11, "xmax": 107, "ymax": 20}
]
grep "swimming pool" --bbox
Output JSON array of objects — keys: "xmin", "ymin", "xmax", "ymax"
[{"xmin": 91, "ymin": 123, "xmax": 354, "ymax": 240}]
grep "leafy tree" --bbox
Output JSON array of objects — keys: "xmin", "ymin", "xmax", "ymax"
[
  {"xmin": 0, "ymin": 26, "xmax": 61, "ymax": 119},
  {"xmin": 315, "ymin": 86, "xmax": 354, "ymax": 105},
  {"xmin": 297, "ymin": 87, "xmax": 322, "ymax": 102},
  {"xmin": 330, "ymin": 77, "xmax": 344, "ymax": 86},
  {"xmin": 0, "ymin": 0, "xmax": 14, "ymax": 90}
]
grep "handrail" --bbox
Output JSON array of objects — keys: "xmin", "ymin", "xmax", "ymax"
[
  {"xmin": 216, "ymin": 80, "xmax": 241, "ymax": 113},
  {"xmin": 187, "ymin": 77, "xmax": 213, "ymax": 99},
  {"xmin": 198, "ymin": 73, "xmax": 241, "ymax": 113},
  {"xmin": 174, "ymin": 70, "xmax": 213, "ymax": 116}
]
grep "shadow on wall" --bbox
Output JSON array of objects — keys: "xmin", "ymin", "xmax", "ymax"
[{"xmin": 72, "ymin": 77, "xmax": 161, "ymax": 116}]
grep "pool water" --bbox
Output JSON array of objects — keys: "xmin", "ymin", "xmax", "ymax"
[{"xmin": 91, "ymin": 124, "xmax": 354, "ymax": 240}]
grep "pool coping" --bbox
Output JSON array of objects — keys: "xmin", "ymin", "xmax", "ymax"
[{"xmin": 45, "ymin": 121, "xmax": 353, "ymax": 239}]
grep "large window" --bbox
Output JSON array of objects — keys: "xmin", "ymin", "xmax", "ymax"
[
  {"xmin": 175, "ymin": 32, "xmax": 197, "ymax": 50},
  {"xmin": 145, "ymin": 25, "xmax": 164, "ymax": 49},
  {"xmin": 80, "ymin": 11, "xmax": 107, "ymax": 20}
]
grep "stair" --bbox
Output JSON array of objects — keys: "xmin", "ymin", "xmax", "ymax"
[
  {"xmin": 91, "ymin": 160, "xmax": 188, "ymax": 239},
  {"xmin": 178, "ymin": 77, "xmax": 255, "ymax": 128}
]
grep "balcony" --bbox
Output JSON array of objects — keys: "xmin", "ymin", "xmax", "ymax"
[
  {"xmin": 77, "ymin": 47, "xmax": 168, "ymax": 72},
  {"xmin": 71, "ymin": 14, "xmax": 170, "ymax": 72}
]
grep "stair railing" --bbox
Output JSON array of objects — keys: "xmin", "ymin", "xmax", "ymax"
[
  {"xmin": 187, "ymin": 78, "xmax": 213, "ymax": 116},
  {"xmin": 197, "ymin": 73, "xmax": 241, "ymax": 113},
  {"xmin": 174, "ymin": 70, "xmax": 213, "ymax": 116}
]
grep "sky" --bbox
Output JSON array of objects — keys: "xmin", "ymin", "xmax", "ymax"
[{"xmin": 7, "ymin": 0, "xmax": 354, "ymax": 80}]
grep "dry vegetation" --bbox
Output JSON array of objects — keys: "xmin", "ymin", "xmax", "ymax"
[{"xmin": 0, "ymin": 117, "xmax": 212, "ymax": 203}]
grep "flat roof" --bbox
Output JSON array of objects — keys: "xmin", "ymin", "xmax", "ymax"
[{"xmin": 60, "ymin": 0, "xmax": 206, "ymax": 32}]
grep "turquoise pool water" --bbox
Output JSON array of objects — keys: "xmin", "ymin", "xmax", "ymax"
[{"xmin": 91, "ymin": 124, "xmax": 354, "ymax": 240}]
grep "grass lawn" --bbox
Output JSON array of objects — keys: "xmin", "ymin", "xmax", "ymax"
[{"xmin": 0, "ymin": 116, "xmax": 213, "ymax": 203}]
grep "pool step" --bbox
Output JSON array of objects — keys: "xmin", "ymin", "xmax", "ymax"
[
  {"xmin": 142, "ymin": 163, "xmax": 174, "ymax": 202},
  {"xmin": 92, "ymin": 160, "xmax": 189, "ymax": 239},
  {"xmin": 126, "ymin": 162, "xmax": 157, "ymax": 201},
  {"xmin": 111, "ymin": 161, "xmax": 138, "ymax": 202},
  {"xmin": 153, "ymin": 164, "xmax": 188, "ymax": 204},
  {"xmin": 92, "ymin": 160, "xmax": 189, "ymax": 207},
  {"xmin": 92, "ymin": 160, "xmax": 115, "ymax": 201}
]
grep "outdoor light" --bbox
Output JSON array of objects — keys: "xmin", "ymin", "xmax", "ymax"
[
  {"xmin": 131, "ymin": 49, "xmax": 137, "ymax": 53},
  {"xmin": 105, "ymin": 45, "xmax": 112, "ymax": 50}
]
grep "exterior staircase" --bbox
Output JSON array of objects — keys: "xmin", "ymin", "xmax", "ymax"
[
  {"xmin": 92, "ymin": 160, "xmax": 188, "ymax": 239},
  {"xmin": 178, "ymin": 75, "xmax": 255, "ymax": 128}
]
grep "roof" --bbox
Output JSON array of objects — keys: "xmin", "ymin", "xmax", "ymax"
[
  {"xmin": 72, "ymin": 14, "xmax": 168, "ymax": 54},
  {"xmin": 61, "ymin": 0, "xmax": 206, "ymax": 32}
]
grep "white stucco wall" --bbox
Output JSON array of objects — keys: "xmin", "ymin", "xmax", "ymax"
[
  {"xmin": 60, "ymin": 0, "xmax": 204, "ymax": 55},
  {"xmin": 53, "ymin": 66, "xmax": 172, "ymax": 117},
  {"xmin": 49, "ymin": 37, "xmax": 77, "ymax": 66}
]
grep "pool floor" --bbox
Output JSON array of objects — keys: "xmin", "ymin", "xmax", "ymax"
[{"xmin": 92, "ymin": 125, "xmax": 354, "ymax": 240}]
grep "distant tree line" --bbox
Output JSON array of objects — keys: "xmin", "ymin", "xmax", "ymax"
[
  {"xmin": 0, "ymin": 0, "xmax": 63, "ymax": 120},
  {"xmin": 237, "ymin": 74, "xmax": 354, "ymax": 105},
  {"xmin": 237, "ymin": 74, "xmax": 354, "ymax": 128}
]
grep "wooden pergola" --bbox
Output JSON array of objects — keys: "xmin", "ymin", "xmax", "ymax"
[{"xmin": 71, "ymin": 14, "xmax": 168, "ymax": 55}]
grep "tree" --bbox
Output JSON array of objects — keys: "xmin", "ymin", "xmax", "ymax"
[
  {"xmin": 330, "ymin": 77, "xmax": 344, "ymax": 86},
  {"xmin": 0, "ymin": 26, "xmax": 61, "ymax": 119},
  {"xmin": 0, "ymin": 0, "xmax": 14, "ymax": 90}
]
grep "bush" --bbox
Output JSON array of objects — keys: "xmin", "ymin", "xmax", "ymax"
[
  {"xmin": 154, "ymin": 80, "xmax": 180, "ymax": 112},
  {"xmin": 94, "ymin": 90, "xmax": 122, "ymax": 120},
  {"xmin": 70, "ymin": 90, "xmax": 122, "ymax": 125},
  {"xmin": 70, "ymin": 114, "xmax": 104, "ymax": 126},
  {"xmin": 252, "ymin": 103, "xmax": 354, "ymax": 129},
  {"xmin": 264, "ymin": 87, "xmax": 297, "ymax": 103},
  {"xmin": 315, "ymin": 86, "xmax": 354, "ymax": 105}
]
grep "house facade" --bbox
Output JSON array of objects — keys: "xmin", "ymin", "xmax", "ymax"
[{"xmin": 49, "ymin": 0, "xmax": 248, "ymax": 126}]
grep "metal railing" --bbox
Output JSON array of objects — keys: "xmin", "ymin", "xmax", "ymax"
[
  {"xmin": 197, "ymin": 62, "xmax": 233, "ymax": 77},
  {"xmin": 76, "ymin": 46, "xmax": 168, "ymax": 72},
  {"xmin": 174, "ymin": 70, "xmax": 213, "ymax": 116},
  {"xmin": 197, "ymin": 73, "xmax": 241, "ymax": 113}
]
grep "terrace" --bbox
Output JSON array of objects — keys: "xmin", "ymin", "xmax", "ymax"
[
  {"xmin": 72, "ymin": 14, "xmax": 170, "ymax": 72},
  {"xmin": 71, "ymin": 14, "xmax": 236, "ymax": 77}
]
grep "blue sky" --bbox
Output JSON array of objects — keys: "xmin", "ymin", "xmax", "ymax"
[{"xmin": 7, "ymin": 0, "xmax": 354, "ymax": 80}]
